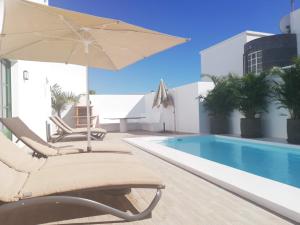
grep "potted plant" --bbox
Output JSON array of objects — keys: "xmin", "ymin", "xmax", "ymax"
[
  {"xmin": 272, "ymin": 58, "xmax": 300, "ymax": 144},
  {"xmin": 50, "ymin": 83, "xmax": 79, "ymax": 118},
  {"xmin": 230, "ymin": 72, "xmax": 271, "ymax": 138},
  {"xmin": 199, "ymin": 75, "xmax": 236, "ymax": 134}
]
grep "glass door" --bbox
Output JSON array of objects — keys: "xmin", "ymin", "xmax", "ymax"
[{"xmin": 0, "ymin": 59, "xmax": 12, "ymax": 139}]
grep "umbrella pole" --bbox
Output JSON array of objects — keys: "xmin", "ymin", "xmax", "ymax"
[
  {"xmin": 85, "ymin": 64, "xmax": 92, "ymax": 151},
  {"xmin": 174, "ymin": 106, "xmax": 176, "ymax": 133},
  {"xmin": 83, "ymin": 42, "xmax": 92, "ymax": 152}
]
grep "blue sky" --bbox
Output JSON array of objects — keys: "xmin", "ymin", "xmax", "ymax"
[{"xmin": 49, "ymin": 0, "xmax": 299, "ymax": 94}]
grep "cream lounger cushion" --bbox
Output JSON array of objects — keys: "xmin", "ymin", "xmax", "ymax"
[
  {"xmin": 0, "ymin": 160, "xmax": 163, "ymax": 202},
  {"xmin": 20, "ymin": 136, "xmax": 58, "ymax": 156},
  {"xmin": 43, "ymin": 153, "xmax": 139, "ymax": 169},
  {"xmin": 21, "ymin": 163, "xmax": 163, "ymax": 199},
  {"xmin": 0, "ymin": 133, "xmax": 137, "ymax": 172},
  {"xmin": 21, "ymin": 136, "xmax": 131, "ymax": 155},
  {"xmin": 70, "ymin": 127, "xmax": 107, "ymax": 134},
  {"xmin": 0, "ymin": 133, "xmax": 45, "ymax": 172},
  {"xmin": 0, "ymin": 161, "xmax": 27, "ymax": 202}
]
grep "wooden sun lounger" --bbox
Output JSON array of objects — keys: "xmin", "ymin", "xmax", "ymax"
[
  {"xmin": 55, "ymin": 115, "xmax": 107, "ymax": 136},
  {"xmin": 50, "ymin": 116, "xmax": 107, "ymax": 142}
]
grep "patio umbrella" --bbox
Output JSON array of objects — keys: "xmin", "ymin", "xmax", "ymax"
[
  {"xmin": 152, "ymin": 79, "xmax": 176, "ymax": 132},
  {"xmin": 0, "ymin": 0, "xmax": 188, "ymax": 150}
]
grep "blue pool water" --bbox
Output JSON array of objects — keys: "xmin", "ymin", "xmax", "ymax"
[{"xmin": 158, "ymin": 136, "xmax": 300, "ymax": 189}]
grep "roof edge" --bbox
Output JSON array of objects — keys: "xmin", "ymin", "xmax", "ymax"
[{"xmin": 199, "ymin": 30, "xmax": 274, "ymax": 55}]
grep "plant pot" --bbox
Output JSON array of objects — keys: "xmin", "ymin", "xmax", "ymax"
[
  {"xmin": 210, "ymin": 116, "xmax": 229, "ymax": 134},
  {"xmin": 240, "ymin": 118, "xmax": 262, "ymax": 138},
  {"xmin": 287, "ymin": 119, "xmax": 300, "ymax": 144}
]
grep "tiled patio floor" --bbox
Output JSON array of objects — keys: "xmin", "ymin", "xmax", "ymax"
[{"xmin": 1, "ymin": 131, "xmax": 295, "ymax": 225}]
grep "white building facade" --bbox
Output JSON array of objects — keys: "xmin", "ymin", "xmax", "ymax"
[{"xmin": 200, "ymin": 31, "xmax": 272, "ymax": 77}]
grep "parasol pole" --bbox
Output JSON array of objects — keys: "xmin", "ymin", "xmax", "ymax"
[{"xmin": 85, "ymin": 42, "xmax": 92, "ymax": 151}]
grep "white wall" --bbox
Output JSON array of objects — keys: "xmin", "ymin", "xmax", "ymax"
[
  {"xmin": 80, "ymin": 82, "xmax": 213, "ymax": 134},
  {"xmin": 143, "ymin": 81, "xmax": 214, "ymax": 134},
  {"xmin": 45, "ymin": 63, "xmax": 86, "ymax": 131},
  {"xmin": 89, "ymin": 95, "xmax": 144, "ymax": 131},
  {"xmin": 47, "ymin": 64, "xmax": 86, "ymax": 96},
  {"xmin": 200, "ymin": 31, "xmax": 272, "ymax": 77},
  {"xmin": 140, "ymin": 92, "xmax": 163, "ymax": 132},
  {"xmin": 262, "ymin": 100, "xmax": 288, "ymax": 139},
  {"xmin": 228, "ymin": 110, "xmax": 242, "ymax": 135},
  {"xmin": 201, "ymin": 33, "xmax": 247, "ymax": 76},
  {"xmin": 291, "ymin": 8, "xmax": 300, "ymax": 55},
  {"xmin": 173, "ymin": 82, "xmax": 212, "ymax": 133},
  {"xmin": 11, "ymin": 61, "xmax": 51, "ymax": 140},
  {"xmin": 10, "ymin": 61, "xmax": 86, "ymax": 139}
]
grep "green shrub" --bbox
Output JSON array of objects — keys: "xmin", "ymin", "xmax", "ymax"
[
  {"xmin": 272, "ymin": 58, "xmax": 300, "ymax": 119},
  {"xmin": 229, "ymin": 72, "xmax": 271, "ymax": 119},
  {"xmin": 199, "ymin": 75, "xmax": 236, "ymax": 118}
]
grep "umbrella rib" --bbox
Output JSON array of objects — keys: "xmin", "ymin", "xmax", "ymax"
[
  {"xmin": 65, "ymin": 42, "xmax": 80, "ymax": 64},
  {"xmin": 0, "ymin": 39, "xmax": 45, "ymax": 57},
  {"xmin": 59, "ymin": 16, "xmax": 85, "ymax": 42},
  {"xmin": 90, "ymin": 27, "xmax": 160, "ymax": 35},
  {"xmin": 1, "ymin": 28, "xmax": 73, "ymax": 36},
  {"xmin": 1, "ymin": 31, "xmax": 82, "ymax": 43},
  {"xmin": 92, "ymin": 44, "xmax": 118, "ymax": 70},
  {"xmin": 83, "ymin": 30, "xmax": 120, "ymax": 70},
  {"xmin": 1, "ymin": 21, "xmax": 124, "ymax": 36},
  {"xmin": 86, "ymin": 26, "xmax": 183, "ymax": 39},
  {"xmin": 1, "ymin": 24, "xmax": 177, "ymax": 39}
]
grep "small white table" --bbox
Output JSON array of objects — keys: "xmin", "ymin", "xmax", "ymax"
[{"xmin": 104, "ymin": 116, "xmax": 146, "ymax": 132}]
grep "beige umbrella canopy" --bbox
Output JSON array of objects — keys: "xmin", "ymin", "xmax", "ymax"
[
  {"xmin": 152, "ymin": 79, "xmax": 176, "ymax": 132},
  {"xmin": 0, "ymin": 0, "xmax": 187, "ymax": 150}
]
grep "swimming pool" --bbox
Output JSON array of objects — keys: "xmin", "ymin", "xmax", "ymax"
[
  {"xmin": 125, "ymin": 135, "xmax": 300, "ymax": 222},
  {"xmin": 158, "ymin": 135, "xmax": 300, "ymax": 189}
]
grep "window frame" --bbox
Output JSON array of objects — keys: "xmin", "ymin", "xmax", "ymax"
[
  {"xmin": 247, "ymin": 50, "xmax": 263, "ymax": 74},
  {"xmin": 0, "ymin": 59, "xmax": 12, "ymax": 139}
]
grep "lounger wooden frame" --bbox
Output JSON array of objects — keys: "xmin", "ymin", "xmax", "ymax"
[
  {"xmin": 0, "ymin": 188, "xmax": 162, "ymax": 221},
  {"xmin": 49, "ymin": 116, "xmax": 106, "ymax": 142}
]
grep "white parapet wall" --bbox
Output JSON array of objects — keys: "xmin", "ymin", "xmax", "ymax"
[
  {"xmin": 140, "ymin": 81, "xmax": 213, "ymax": 134},
  {"xmin": 86, "ymin": 81, "xmax": 214, "ymax": 134},
  {"xmin": 171, "ymin": 82, "xmax": 214, "ymax": 133},
  {"xmin": 89, "ymin": 94, "xmax": 145, "ymax": 131},
  {"xmin": 262, "ymin": 99, "xmax": 289, "ymax": 139}
]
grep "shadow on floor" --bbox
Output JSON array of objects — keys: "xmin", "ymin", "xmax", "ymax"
[{"xmin": 0, "ymin": 190, "xmax": 139, "ymax": 225}]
